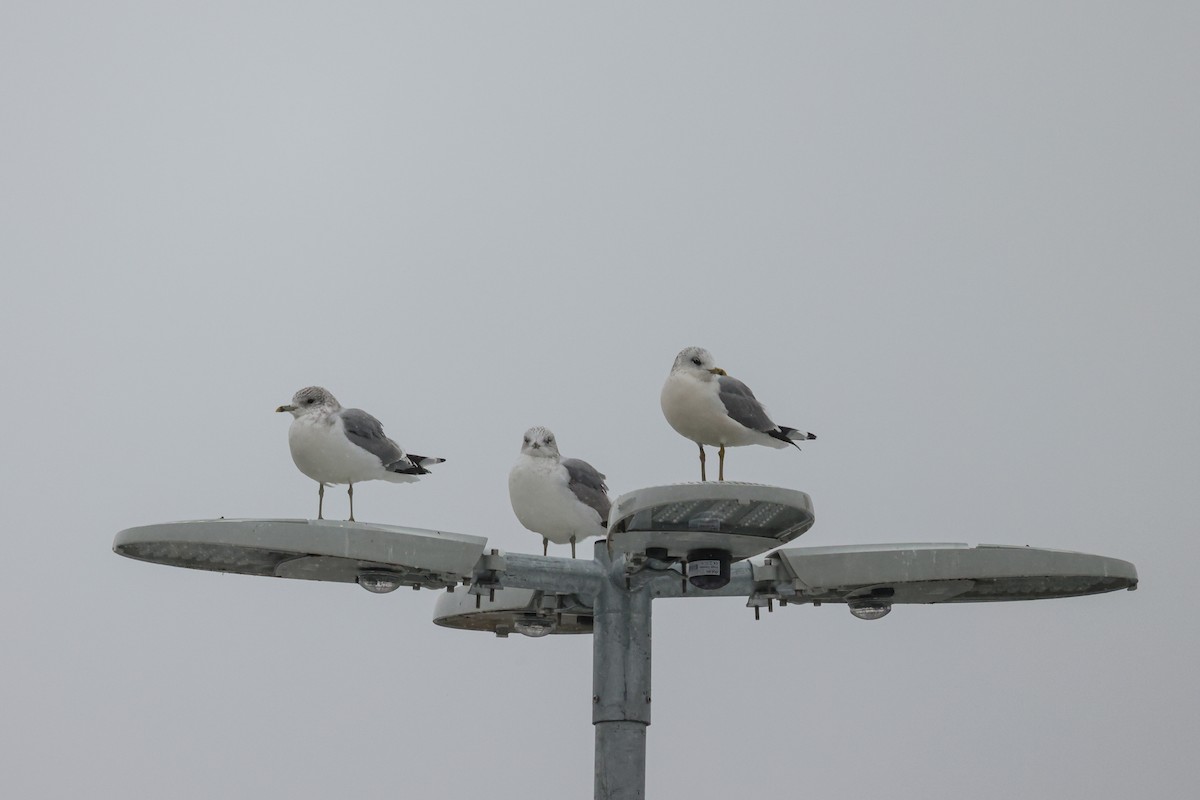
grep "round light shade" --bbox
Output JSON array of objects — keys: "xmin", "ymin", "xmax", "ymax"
[
  {"xmin": 767, "ymin": 542, "xmax": 1138, "ymax": 604},
  {"xmin": 432, "ymin": 585, "xmax": 594, "ymax": 637},
  {"xmin": 608, "ymin": 482, "xmax": 815, "ymax": 562},
  {"xmin": 113, "ymin": 519, "xmax": 489, "ymax": 591}
]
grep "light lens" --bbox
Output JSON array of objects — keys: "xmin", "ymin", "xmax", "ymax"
[
  {"xmin": 849, "ymin": 602, "xmax": 891, "ymax": 620},
  {"xmin": 513, "ymin": 616, "xmax": 556, "ymax": 638},
  {"xmin": 358, "ymin": 571, "xmax": 403, "ymax": 594}
]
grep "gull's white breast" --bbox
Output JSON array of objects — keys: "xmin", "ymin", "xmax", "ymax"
[
  {"xmin": 508, "ymin": 456, "xmax": 605, "ymax": 545},
  {"xmin": 288, "ymin": 413, "xmax": 385, "ymax": 485},
  {"xmin": 661, "ymin": 371, "xmax": 763, "ymax": 447}
]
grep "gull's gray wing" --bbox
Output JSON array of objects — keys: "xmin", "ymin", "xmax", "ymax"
[
  {"xmin": 340, "ymin": 408, "xmax": 416, "ymax": 471},
  {"xmin": 716, "ymin": 375, "xmax": 779, "ymax": 432},
  {"xmin": 562, "ymin": 458, "xmax": 612, "ymax": 526}
]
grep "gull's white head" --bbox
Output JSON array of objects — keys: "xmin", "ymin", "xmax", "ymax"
[
  {"xmin": 670, "ymin": 346, "xmax": 727, "ymax": 378},
  {"xmin": 276, "ymin": 386, "xmax": 341, "ymax": 418},
  {"xmin": 520, "ymin": 426, "xmax": 561, "ymax": 459}
]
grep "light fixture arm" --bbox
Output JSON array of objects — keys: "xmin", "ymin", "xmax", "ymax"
[{"xmin": 476, "ymin": 549, "xmax": 606, "ymax": 598}]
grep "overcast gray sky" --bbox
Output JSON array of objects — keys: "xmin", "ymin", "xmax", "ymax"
[{"xmin": 2, "ymin": 3, "xmax": 1196, "ymax": 798}]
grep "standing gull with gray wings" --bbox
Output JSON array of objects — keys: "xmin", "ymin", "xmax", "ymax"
[
  {"xmin": 508, "ymin": 426, "xmax": 611, "ymax": 558},
  {"xmin": 276, "ymin": 386, "xmax": 444, "ymax": 521},
  {"xmin": 660, "ymin": 347, "xmax": 816, "ymax": 481}
]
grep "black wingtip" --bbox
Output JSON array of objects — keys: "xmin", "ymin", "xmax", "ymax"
[
  {"xmin": 391, "ymin": 464, "xmax": 431, "ymax": 475},
  {"xmin": 390, "ymin": 453, "xmax": 445, "ymax": 475},
  {"xmin": 776, "ymin": 427, "xmax": 816, "ymax": 448},
  {"xmin": 769, "ymin": 428, "xmax": 802, "ymax": 450}
]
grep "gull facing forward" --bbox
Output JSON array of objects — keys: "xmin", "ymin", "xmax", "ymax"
[
  {"xmin": 508, "ymin": 426, "xmax": 611, "ymax": 558},
  {"xmin": 276, "ymin": 386, "xmax": 444, "ymax": 521},
  {"xmin": 660, "ymin": 347, "xmax": 815, "ymax": 481}
]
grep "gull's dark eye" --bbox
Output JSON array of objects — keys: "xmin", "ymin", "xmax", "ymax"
[{"xmin": 691, "ymin": 357, "xmax": 702, "ymax": 366}]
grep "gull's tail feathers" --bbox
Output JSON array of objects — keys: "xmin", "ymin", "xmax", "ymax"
[
  {"xmin": 387, "ymin": 454, "xmax": 446, "ymax": 476},
  {"xmin": 769, "ymin": 427, "xmax": 817, "ymax": 450}
]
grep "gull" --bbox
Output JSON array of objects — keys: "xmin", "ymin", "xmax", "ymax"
[
  {"xmin": 660, "ymin": 346, "xmax": 816, "ymax": 481},
  {"xmin": 508, "ymin": 426, "xmax": 611, "ymax": 558},
  {"xmin": 275, "ymin": 386, "xmax": 444, "ymax": 521}
]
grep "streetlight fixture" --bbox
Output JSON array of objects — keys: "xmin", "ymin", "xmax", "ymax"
[{"xmin": 113, "ymin": 482, "xmax": 1138, "ymax": 800}]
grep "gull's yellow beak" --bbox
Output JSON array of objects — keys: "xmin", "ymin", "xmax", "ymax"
[
  {"xmin": 709, "ymin": 367, "xmax": 727, "ymax": 376},
  {"xmin": 275, "ymin": 404, "xmax": 295, "ymax": 413}
]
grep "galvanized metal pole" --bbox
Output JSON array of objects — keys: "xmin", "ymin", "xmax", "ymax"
[{"xmin": 592, "ymin": 542, "xmax": 652, "ymax": 800}]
